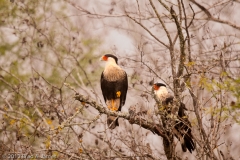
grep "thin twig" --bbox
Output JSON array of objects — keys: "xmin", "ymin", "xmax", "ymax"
[
  {"xmin": 190, "ymin": 0, "xmax": 240, "ymax": 30},
  {"xmin": 126, "ymin": 14, "xmax": 169, "ymax": 48}
]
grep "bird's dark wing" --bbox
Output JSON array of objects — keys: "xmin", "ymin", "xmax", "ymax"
[
  {"xmin": 176, "ymin": 103, "xmax": 195, "ymax": 153},
  {"xmin": 119, "ymin": 71, "xmax": 128, "ymax": 108},
  {"xmin": 100, "ymin": 72, "xmax": 107, "ymax": 103},
  {"xmin": 163, "ymin": 96, "xmax": 195, "ymax": 153},
  {"xmin": 100, "ymin": 71, "xmax": 128, "ymax": 111},
  {"xmin": 165, "ymin": 96, "xmax": 174, "ymax": 105}
]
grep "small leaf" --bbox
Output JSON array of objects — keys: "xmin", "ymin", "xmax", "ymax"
[
  {"xmin": 79, "ymin": 148, "xmax": 83, "ymax": 153},
  {"xmin": 46, "ymin": 119, "xmax": 52, "ymax": 125},
  {"xmin": 79, "ymin": 139, "xmax": 82, "ymax": 143},
  {"xmin": 45, "ymin": 140, "xmax": 51, "ymax": 149},
  {"xmin": 185, "ymin": 61, "xmax": 195, "ymax": 67},
  {"xmin": 10, "ymin": 119, "xmax": 16, "ymax": 125}
]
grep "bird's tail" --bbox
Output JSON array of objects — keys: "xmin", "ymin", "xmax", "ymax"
[
  {"xmin": 174, "ymin": 128, "xmax": 195, "ymax": 153},
  {"xmin": 182, "ymin": 133, "xmax": 195, "ymax": 153},
  {"xmin": 177, "ymin": 103, "xmax": 195, "ymax": 153},
  {"xmin": 107, "ymin": 116, "xmax": 119, "ymax": 129}
]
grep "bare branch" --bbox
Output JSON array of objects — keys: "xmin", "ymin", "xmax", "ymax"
[
  {"xmin": 126, "ymin": 14, "xmax": 169, "ymax": 48},
  {"xmin": 190, "ymin": 0, "xmax": 240, "ymax": 30},
  {"xmin": 149, "ymin": 0, "xmax": 173, "ymax": 47},
  {"xmin": 187, "ymin": 86, "xmax": 218, "ymax": 160}
]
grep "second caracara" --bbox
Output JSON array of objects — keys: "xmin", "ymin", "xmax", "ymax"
[
  {"xmin": 153, "ymin": 83, "xmax": 195, "ymax": 153},
  {"xmin": 100, "ymin": 54, "xmax": 128, "ymax": 129}
]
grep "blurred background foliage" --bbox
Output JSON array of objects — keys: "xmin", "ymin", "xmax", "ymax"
[{"xmin": 0, "ymin": 0, "xmax": 103, "ymax": 158}]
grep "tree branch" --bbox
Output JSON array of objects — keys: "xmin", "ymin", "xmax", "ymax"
[
  {"xmin": 126, "ymin": 13, "xmax": 169, "ymax": 49},
  {"xmin": 190, "ymin": 0, "xmax": 240, "ymax": 31},
  {"xmin": 149, "ymin": 0, "xmax": 173, "ymax": 47},
  {"xmin": 187, "ymin": 86, "xmax": 218, "ymax": 160},
  {"xmin": 170, "ymin": 7, "xmax": 186, "ymax": 79},
  {"xmin": 74, "ymin": 93, "xmax": 167, "ymax": 138}
]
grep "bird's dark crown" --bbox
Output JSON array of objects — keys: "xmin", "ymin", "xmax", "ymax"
[
  {"xmin": 104, "ymin": 54, "xmax": 118, "ymax": 64},
  {"xmin": 154, "ymin": 83, "xmax": 166, "ymax": 87}
]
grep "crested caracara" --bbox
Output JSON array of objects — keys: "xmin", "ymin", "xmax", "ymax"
[
  {"xmin": 100, "ymin": 54, "xmax": 128, "ymax": 129},
  {"xmin": 153, "ymin": 83, "xmax": 195, "ymax": 153}
]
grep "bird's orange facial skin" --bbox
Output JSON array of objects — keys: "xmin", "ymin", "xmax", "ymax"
[
  {"xmin": 102, "ymin": 55, "xmax": 108, "ymax": 61},
  {"xmin": 153, "ymin": 84, "xmax": 160, "ymax": 90}
]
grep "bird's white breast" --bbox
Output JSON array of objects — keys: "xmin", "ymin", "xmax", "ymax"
[
  {"xmin": 103, "ymin": 63, "xmax": 126, "ymax": 81},
  {"xmin": 155, "ymin": 87, "xmax": 169, "ymax": 101}
]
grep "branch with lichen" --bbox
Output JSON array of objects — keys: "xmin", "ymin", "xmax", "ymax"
[
  {"xmin": 74, "ymin": 93, "xmax": 167, "ymax": 138},
  {"xmin": 170, "ymin": 7, "xmax": 186, "ymax": 85}
]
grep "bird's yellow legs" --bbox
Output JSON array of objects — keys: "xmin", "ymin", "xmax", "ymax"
[
  {"xmin": 107, "ymin": 91, "xmax": 121, "ymax": 111},
  {"xmin": 111, "ymin": 100, "xmax": 118, "ymax": 111},
  {"xmin": 107, "ymin": 100, "xmax": 118, "ymax": 111}
]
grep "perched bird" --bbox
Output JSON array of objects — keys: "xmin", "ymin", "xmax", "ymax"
[
  {"xmin": 153, "ymin": 83, "xmax": 195, "ymax": 153},
  {"xmin": 100, "ymin": 54, "xmax": 128, "ymax": 129}
]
